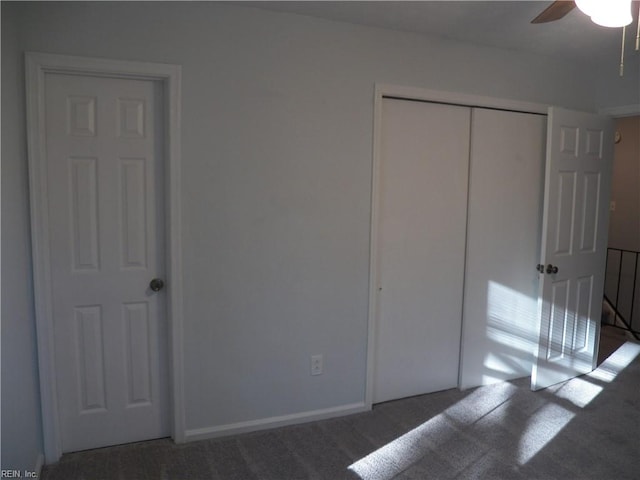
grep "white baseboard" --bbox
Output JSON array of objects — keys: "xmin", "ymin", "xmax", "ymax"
[
  {"xmin": 184, "ymin": 402, "xmax": 369, "ymax": 442},
  {"xmin": 34, "ymin": 453, "xmax": 45, "ymax": 476}
]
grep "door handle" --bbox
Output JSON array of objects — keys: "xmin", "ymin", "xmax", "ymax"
[
  {"xmin": 149, "ymin": 278, "xmax": 165, "ymax": 292},
  {"xmin": 536, "ymin": 264, "xmax": 545, "ymax": 273},
  {"xmin": 546, "ymin": 264, "xmax": 559, "ymax": 274}
]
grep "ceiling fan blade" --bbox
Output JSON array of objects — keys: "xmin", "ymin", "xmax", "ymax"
[{"xmin": 531, "ymin": 1, "xmax": 576, "ymax": 24}]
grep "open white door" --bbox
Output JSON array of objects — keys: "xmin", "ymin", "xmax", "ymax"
[{"xmin": 531, "ymin": 107, "xmax": 614, "ymax": 390}]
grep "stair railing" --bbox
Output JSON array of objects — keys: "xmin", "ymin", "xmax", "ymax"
[{"xmin": 605, "ymin": 247, "xmax": 640, "ymax": 340}]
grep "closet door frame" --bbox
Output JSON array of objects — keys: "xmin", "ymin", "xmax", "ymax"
[{"xmin": 366, "ymin": 84, "xmax": 548, "ymax": 408}]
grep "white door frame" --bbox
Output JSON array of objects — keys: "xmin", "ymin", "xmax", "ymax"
[
  {"xmin": 366, "ymin": 84, "xmax": 548, "ymax": 408},
  {"xmin": 25, "ymin": 52, "xmax": 184, "ymax": 463}
]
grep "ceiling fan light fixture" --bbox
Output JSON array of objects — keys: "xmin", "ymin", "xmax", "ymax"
[
  {"xmin": 575, "ymin": 0, "xmax": 598, "ymax": 17},
  {"xmin": 576, "ymin": 0, "xmax": 633, "ymax": 28}
]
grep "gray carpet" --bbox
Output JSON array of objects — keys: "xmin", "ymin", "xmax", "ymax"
[{"xmin": 42, "ymin": 339, "xmax": 640, "ymax": 480}]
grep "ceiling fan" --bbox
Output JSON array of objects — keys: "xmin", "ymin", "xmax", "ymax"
[
  {"xmin": 532, "ymin": 0, "xmax": 637, "ymax": 26},
  {"xmin": 532, "ymin": 1, "xmax": 639, "ymax": 75},
  {"xmin": 531, "ymin": 1, "xmax": 577, "ymax": 24}
]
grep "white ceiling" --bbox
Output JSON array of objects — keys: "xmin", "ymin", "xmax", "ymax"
[{"xmin": 242, "ymin": 1, "xmax": 640, "ymax": 67}]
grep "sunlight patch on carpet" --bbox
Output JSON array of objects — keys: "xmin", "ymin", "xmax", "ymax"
[
  {"xmin": 588, "ymin": 341, "xmax": 640, "ymax": 383},
  {"xmin": 348, "ymin": 384, "xmax": 521, "ymax": 479},
  {"xmin": 553, "ymin": 377, "xmax": 603, "ymax": 408},
  {"xmin": 443, "ymin": 381, "xmax": 517, "ymax": 424},
  {"xmin": 517, "ymin": 403, "xmax": 574, "ymax": 464},
  {"xmin": 347, "ymin": 415, "xmax": 451, "ymax": 480}
]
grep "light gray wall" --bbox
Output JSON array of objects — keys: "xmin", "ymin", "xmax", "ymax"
[
  {"xmin": 1, "ymin": 4, "xmax": 44, "ymax": 471},
  {"xmin": 3, "ymin": 1, "xmax": 638, "ymax": 464},
  {"xmin": 595, "ymin": 53, "xmax": 640, "ymax": 112},
  {"xmin": 604, "ymin": 116, "xmax": 640, "ymax": 327},
  {"xmin": 609, "ymin": 116, "xmax": 640, "ymax": 251}
]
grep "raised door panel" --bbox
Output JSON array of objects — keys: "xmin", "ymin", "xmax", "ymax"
[
  {"xmin": 117, "ymin": 98, "xmax": 145, "ymax": 138},
  {"xmin": 67, "ymin": 96, "xmax": 96, "ymax": 137},
  {"xmin": 579, "ymin": 173, "xmax": 600, "ymax": 253},
  {"xmin": 74, "ymin": 306, "xmax": 106, "ymax": 412},
  {"xmin": 120, "ymin": 158, "xmax": 148, "ymax": 269},
  {"xmin": 555, "ymin": 171, "xmax": 577, "ymax": 256},
  {"xmin": 69, "ymin": 157, "xmax": 100, "ymax": 271},
  {"xmin": 123, "ymin": 302, "xmax": 152, "ymax": 406}
]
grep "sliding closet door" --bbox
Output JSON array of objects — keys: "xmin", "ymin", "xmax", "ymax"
[
  {"xmin": 373, "ymin": 98, "xmax": 470, "ymax": 403},
  {"xmin": 460, "ymin": 108, "xmax": 546, "ymax": 389}
]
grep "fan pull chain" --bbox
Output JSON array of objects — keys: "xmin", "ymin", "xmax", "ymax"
[
  {"xmin": 620, "ymin": 25, "xmax": 626, "ymax": 76},
  {"xmin": 636, "ymin": 3, "xmax": 640, "ymax": 50}
]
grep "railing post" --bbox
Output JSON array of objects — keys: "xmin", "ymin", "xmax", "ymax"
[
  {"xmin": 629, "ymin": 252, "xmax": 639, "ymax": 331},
  {"xmin": 615, "ymin": 249, "xmax": 623, "ymax": 315}
]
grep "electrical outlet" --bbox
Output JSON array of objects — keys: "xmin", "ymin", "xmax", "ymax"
[{"xmin": 310, "ymin": 354, "xmax": 323, "ymax": 376}]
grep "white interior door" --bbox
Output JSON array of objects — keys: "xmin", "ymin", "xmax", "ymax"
[
  {"xmin": 45, "ymin": 72, "xmax": 170, "ymax": 452},
  {"xmin": 374, "ymin": 98, "xmax": 470, "ymax": 403},
  {"xmin": 531, "ymin": 107, "xmax": 614, "ymax": 390}
]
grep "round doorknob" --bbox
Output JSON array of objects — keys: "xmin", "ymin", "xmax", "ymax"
[
  {"xmin": 149, "ymin": 278, "xmax": 164, "ymax": 292},
  {"xmin": 546, "ymin": 264, "xmax": 559, "ymax": 274}
]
